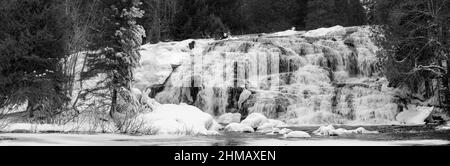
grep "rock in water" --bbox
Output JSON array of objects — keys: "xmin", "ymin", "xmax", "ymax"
[
  {"xmin": 313, "ymin": 125, "xmax": 336, "ymax": 136},
  {"xmin": 224, "ymin": 123, "xmax": 255, "ymax": 133},
  {"xmin": 256, "ymin": 119, "xmax": 287, "ymax": 133},
  {"xmin": 354, "ymin": 127, "xmax": 379, "ymax": 134},
  {"xmin": 284, "ymin": 131, "xmax": 311, "ymax": 138},
  {"xmin": 313, "ymin": 125, "xmax": 378, "ymax": 136},
  {"xmin": 279, "ymin": 128, "xmax": 293, "ymax": 135},
  {"xmin": 217, "ymin": 113, "xmax": 242, "ymax": 125},
  {"xmin": 241, "ymin": 113, "xmax": 269, "ymax": 129}
]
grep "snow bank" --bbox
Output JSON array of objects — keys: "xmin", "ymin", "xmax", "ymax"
[
  {"xmin": 137, "ymin": 103, "xmax": 219, "ymax": 135},
  {"xmin": 270, "ymin": 27, "xmax": 302, "ymax": 37},
  {"xmin": 437, "ymin": 123, "xmax": 450, "ymax": 130},
  {"xmin": 284, "ymin": 131, "xmax": 311, "ymax": 138},
  {"xmin": 224, "ymin": 123, "xmax": 254, "ymax": 133},
  {"xmin": 303, "ymin": 25, "xmax": 345, "ymax": 38},
  {"xmin": 217, "ymin": 113, "xmax": 241, "ymax": 125},
  {"xmin": 241, "ymin": 113, "xmax": 269, "ymax": 129},
  {"xmin": 1, "ymin": 122, "xmax": 117, "ymax": 133},
  {"xmin": 396, "ymin": 106, "xmax": 434, "ymax": 125},
  {"xmin": 313, "ymin": 125, "xmax": 378, "ymax": 136}
]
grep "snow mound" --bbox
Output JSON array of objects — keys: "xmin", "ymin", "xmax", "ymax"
[
  {"xmin": 224, "ymin": 123, "xmax": 255, "ymax": 133},
  {"xmin": 137, "ymin": 103, "xmax": 219, "ymax": 135},
  {"xmin": 303, "ymin": 25, "xmax": 345, "ymax": 38},
  {"xmin": 284, "ymin": 131, "xmax": 311, "ymax": 138},
  {"xmin": 396, "ymin": 106, "xmax": 434, "ymax": 125},
  {"xmin": 241, "ymin": 113, "xmax": 269, "ymax": 129},
  {"xmin": 217, "ymin": 113, "xmax": 241, "ymax": 125},
  {"xmin": 313, "ymin": 125, "xmax": 378, "ymax": 136}
]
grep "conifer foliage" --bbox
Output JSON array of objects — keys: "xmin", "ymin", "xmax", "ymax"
[
  {"xmin": 305, "ymin": 0, "xmax": 367, "ymax": 29},
  {"xmin": 0, "ymin": 0, "xmax": 70, "ymax": 119},
  {"xmin": 81, "ymin": 0, "xmax": 146, "ymax": 118}
]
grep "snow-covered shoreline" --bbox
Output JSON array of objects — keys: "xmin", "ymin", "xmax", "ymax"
[{"xmin": 1, "ymin": 133, "xmax": 449, "ymax": 146}]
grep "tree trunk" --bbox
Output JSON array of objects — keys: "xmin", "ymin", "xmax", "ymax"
[
  {"xmin": 110, "ymin": 88, "xmax": 118, "ymax": 118},
  {"xmin": 446, "ymin": 59, "xmax": 450, "ymax": 114}
]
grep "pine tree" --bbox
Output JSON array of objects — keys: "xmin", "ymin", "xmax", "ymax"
[
  {"xmin": 305, "ymin": 0, "xmax": 337, "ymax": 29},
  {"xmin": 81, "ymin": 0, "xmax": 146, "ymax": 118},
  {"xmin": 140, "ymin": 0, "xmax": 178, "ymax": 43},
  {"xmin": 0, "ymin": 0, "xmax": 70, "ymax": 119},
  {"xmin": 305, "ymin": 0, "xmax": 367, "ymax": 29}
]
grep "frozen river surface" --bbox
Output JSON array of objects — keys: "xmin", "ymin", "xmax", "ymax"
[{"xmin": 1, "ymin": 125, "xmax": 449, "ymax": 146}]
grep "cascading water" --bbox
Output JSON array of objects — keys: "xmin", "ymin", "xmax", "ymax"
[{"xmin": 134, "ymin": 26, "xmax": 401, "ymax": 125}]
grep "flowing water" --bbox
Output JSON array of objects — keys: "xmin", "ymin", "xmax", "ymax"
[{"xmin": 135, "ymin": 26, "xmax": 401, "ymax": 126}]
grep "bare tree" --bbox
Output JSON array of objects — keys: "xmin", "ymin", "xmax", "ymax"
[
  {"xmin": 62, "ymin": 0, "xmax": 100, "ymax": 115},
  {"xmin": 375, "ymin": 0, "xmax": 450, "ymax": 110}
]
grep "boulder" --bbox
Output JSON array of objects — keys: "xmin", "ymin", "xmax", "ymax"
[
  {"xmin": 284, "ymin": 131, "xmax": 311, "ymax": 138},
  {"xmin": 396, "ymin": 106, "xmax": 434, "ymax": 125},
  {"xmin": 313, "ymin": 125, "xmax": 379, "ymax": 136},
  {"xmin": 279, "ymin": 128, "xmax": 293, "ymax": 135},
  {"xmin": 217, "ymin": 113, "xmax": 242, "ymax": 125},
  {"xmin": 241, "ymin": 113, "xmax": 269, "ymax": 129},
  {"xmin": 224, "ymin": 123, "xmax": 255, "ymax": 133}
]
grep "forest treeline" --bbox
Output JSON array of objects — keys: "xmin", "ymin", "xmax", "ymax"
[
  {"xmin": 141, "ymin": 0, "xmax": 368, "ymax": 42},
  {"xmin": 0, "ymin": 0, "xmax": 449, "ymax": 125}
]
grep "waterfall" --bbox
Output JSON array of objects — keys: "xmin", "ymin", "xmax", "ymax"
[{"xmin": 134, "ymin": 26, "xmax": 401, "ymax": 125}]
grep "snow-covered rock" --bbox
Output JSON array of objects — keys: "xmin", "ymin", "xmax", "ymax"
[
  {"xmin": 256, "ymin": 119, "xmax": 287, "ymax": 133},
  {"xmin": 241, "ymin": 113, "xmax": 269, "ymax": 129},
  {"xmin": 256, "ymin": 126, "xmax": 276, "ymax": 134},
  {"xmin": 136, "ymin": 103, "xmax": 219, "ymax": 135},
  {"xmin": 211, "ymin": 121, "xmax": 225, "ymax": 131},
  {"xmin": 303, "ymin": 25, "xmax": 345, "ymax": 38},
  {"xmin": 313, "ymin": 125, "xmax": 337, "ymax": 136},
  {"xmin": 238, "ymin": 90, "xmax": 252, "ymax": 109},
  {"xmin": 224, "ymin": 123, "xmax": 255, "ymax": 133},
  {"xmin": 1, "ymin": 122, "xmax": 117, "ymax": 133},
  {"xmin": 396, "ymin": 106, "xmax": 434, "ymax": 125},
  {"xmin": 217, "ymin": 113, "xmax": 241, "ymax": 125},
  {"xmin": 313, "ymin": 125, "xmax": 378, "ymax": 136},
  {"xmin": 354, "ymin": 127, "xmax": 379, "ymax": 134},
  {"xmin": 270, "ymin": 27, "xmax": 302, "ymax": 37},
  {"xmin": 279, "ymin": 128, "xmax": 293, "ymax": 135},
  {"xmin": 284, "ymin": 131, "xmax": 311, "ymax": 138}
]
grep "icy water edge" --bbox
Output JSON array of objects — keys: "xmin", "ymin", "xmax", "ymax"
[{"xmin": 1, "ymin": 125, "xmax": 449, "ymax": 146}]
